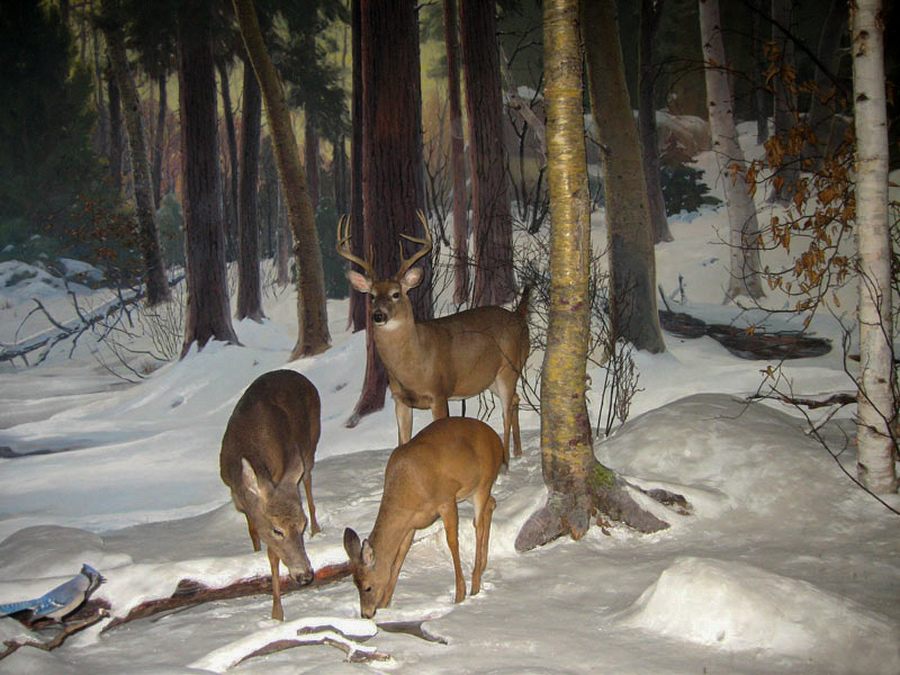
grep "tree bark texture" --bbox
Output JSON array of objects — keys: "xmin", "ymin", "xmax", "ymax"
[
  {"xmin": 106, "ymin": 65, "xmax": 123, "ymax": 200},
  {"xmin": 851, "ymin": 0, "xmax": 897, "ymax": 494},
  {"xmin": 444, "ymin": 0, "xmax": 471, "ymax": 305},
  {"xmin": 177, "ymin": 0, "xmax": 240, "ymax": 356},
  {"xmin": 102, "ymin": 0, "xmax": 171, "ymax": 306},
  {"xmin": 348, "ymin": 0, "xmax": 367, "ymax": 332},
  {"xmin": 698, "ymin": 0, "xmax": 766, "ymax": 301},
  {"xmin": 459, "ymin": 0, "xmax": 516, "ymax": 307},
  {"xmin": 769, "ymin": 0, "xmax": 799, "ymax": 201},
  {"xmin": 152, "ymin": 74, "xmax": 167, "ymax": 209},
  {"xmin": 638, "ymin": 0, "xmax": 673, "ymax": 245},
  {"xmin": 236, "ymin": 56, "xmax": 265, "ymax": 322},
  {"xmin": 218, "ymin": 57, "xmax": 240, "ymax": 261},
  {"xmin": 582, "ymin": 0, "xmax": 665, "ymax": 353},
  {"xmin": 349, "ymin": 0, "xmax": 430, "ymax": 422},
  {"xmin": 233, "ymin": 0, "xmax": 331, "ymax": 358}
]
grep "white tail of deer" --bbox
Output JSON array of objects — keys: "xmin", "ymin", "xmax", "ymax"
[
  {"xmin": 338, "ymin": 212, "xmax": 530, "ymax": 463},
  {"xmin": 220, "ymin": 369, "xmax": 321, "ymax": 620},
  {"xmin": 343, "ymin": 417, "xmax": 504, "ymax": 618}
]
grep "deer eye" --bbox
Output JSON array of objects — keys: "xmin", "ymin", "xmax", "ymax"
[
  {"xmin": 391, "ymin": 291, "xmax": 400, "ymax": 300},
  {"xmin": 364, "ymin": 586, "xmax": 373, "ymax": 593},
  {"xmin": 272, "ymin": 527, "xmax": 285, "ymax": 539}
]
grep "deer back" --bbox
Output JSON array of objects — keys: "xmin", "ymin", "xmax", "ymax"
[{"xmin": 220, "ymin": 370, "xmax": 320, "ymax": 573}]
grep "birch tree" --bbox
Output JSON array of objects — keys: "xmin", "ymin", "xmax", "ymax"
[
  {"xmin": 516, "ymin": 0, "xmax": 675, "ymax": 552},
  {"xmin": 698, "ymin": 0, "xmax": 765, "ymax": 301},
  {"xmin": 852, "ymin": 0, "xmax": 897, "ymax": 494}
]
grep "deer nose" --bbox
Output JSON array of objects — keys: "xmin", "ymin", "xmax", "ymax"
[
  {"xmin": 372, "ymin": 311, "xmax": 386, "ymax": 324},
  {"xmin": 294, "ymin": 569, "xmax": 314, "ymax": 586}
]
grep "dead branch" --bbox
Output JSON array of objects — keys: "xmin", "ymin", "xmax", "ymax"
[
  {"xmin": 236, "ymin": 633, "xmax": 392, "ymax": 667},
  {"xmin": 749, "ymin": 391, "xmax": 857, "ymax": 409},
  {"xmin": 1, "ymin": 275, "xmax": 183, "ymax": 366},
  {"xmin": 0, "ymin": 608, "xmax": 108, "ymax": 661},
  {"xmin": 377, "ymin": 620, "xmax": 448, "ymax": 645},
  {"xmin": 102, "ymin": 562, "xmax": 351, "ymax": 632}
]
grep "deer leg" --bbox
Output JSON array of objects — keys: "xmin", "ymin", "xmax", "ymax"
[
  {"xmin": 471, "ymin": 495, "xmax": 496, "ymax": 596},
  {"xmin": 395, "ymin": 400, "xmax": 413, "ymax": 445},
  {"xmin": 302, "ymin": 471, "xmax": 320, "ymax": 535},
  {"xmin": 383, "ymin": 530, "xmax": 415, "ymax": 608},
  {"xmin": 439, "ymin": 502, "xmax": 466, "ymax": 603},
  {"xmin": 431, "ymin": 397, "xmax": 450, "ymax": 420},
  {"xmin": 267, "ymin": 547, "xmax": 284, "ymax": 621},
  {"xmin": 511, "ymin": 393, "xmax": 522, "ymax": 458},
  {"xmin": 245, "ymin": 514, "xmax": 261, "ymax": 552}
]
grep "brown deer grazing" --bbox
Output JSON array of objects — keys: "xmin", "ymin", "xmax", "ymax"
[
  {"xmin": 338, "ymin": 212, "xmax": 530, "ymax": 464},
  {"xmin": 343, "ymin": 417, "xmax": 504, "ymax": 619},
  {"xmin": 220, "ymin": 369, "xmax": 322, "ymax": 620}
]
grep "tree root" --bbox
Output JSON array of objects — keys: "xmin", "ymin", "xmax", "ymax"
[{"xmin": 0, "ymin": 608, "xmax": 108, "ymax": 661}]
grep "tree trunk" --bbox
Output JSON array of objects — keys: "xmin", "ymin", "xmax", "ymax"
[
  {"xmin": 444, "ymin": 0, "xmax": 470, "ymax": 305},
  {"xmin": 583, "ymin": 0, "xmax": 665, "ymax": 353},
  {"xmin": 769, "ymin": 0, "xmax": 799, "ymax": 202},
  {"xmin": 806, "ymin": 0, "xmax": 846, "ymax": 166},
  {"xmin": 638, "ymin": 0, "xmax": 673, "ymax": 245},
  {"xmin": 233, "ymin": 0, "xmax": 331, "ymax": 359},
  {"xmin": 852, "ymin": 0, "xmax": 897, "ymax": 494},
  {"xmin": 348, "ymin": 0, "xmax": 367, "ymax": 332},
  {"xmin": 236, "ymin": 55, "xmax": 265, "ymax": 323},
  {"xmin": 106, "ymin": 64, "xmax": 124, "ymax": 197},
  {"xmin": 517, "ymin": 0, "xmax": 674, "ymax": 553},
  {"xmin": 459, "ymin": 0, "xmax": 515, "ymax": 307},
  {"xmin": 750, "ymin": 0, "xmax": 769, "ymax": 144},
  {"xmin": 304, "ymin": 120, "xmax": 320, "ymax": 214},
  {"xmin": 152, "ymin": 73, "xmax": 167, "ymax": 209},
  {"xmin": 348, "ymin": 0, "xmax": 430, "ymax": 424},
  {"xmin": 698, "ymin": 0, "xmax": 765, "ymax": 301},
  {"xmin": 102, "ymin": 0, "xmax": 171, "ymax": 306},
  {"xmin": 177, "ymin": 0, "xmax": 240, "ymax": 356},
  {"xmin": 218, "ymin": 57, "xmax": 240, "ymax": 262}
]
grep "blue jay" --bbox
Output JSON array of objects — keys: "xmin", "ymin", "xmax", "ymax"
[{"xmin": 0, "ymin": 564, "xmax": 105, "ymax": 623}]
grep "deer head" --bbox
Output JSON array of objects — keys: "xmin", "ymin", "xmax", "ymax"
[{"xmin": 337, "ymin": 212, "xmax": 432, "ymax": 329}]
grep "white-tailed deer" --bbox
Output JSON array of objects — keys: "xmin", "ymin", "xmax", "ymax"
[
  {"xmin": 343, "ymin": 417, "xmax": 504, "ymax": 619},
  {"xmin": 220, "ymin": 369, "xmax": 322, "ymax": 620},
  {"xmin": 338, "ymin": 213, "xmax": 530, "ymax": 464}
]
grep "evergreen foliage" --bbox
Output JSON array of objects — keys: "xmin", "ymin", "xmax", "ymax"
[{"xmin": 0, "ymin": 0, "xmax": 115, "ymax": 263}]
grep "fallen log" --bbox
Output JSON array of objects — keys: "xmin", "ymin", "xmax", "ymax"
[{"xmin": 102, "ymin": 562, "xmax": 351, "ymax": 632}]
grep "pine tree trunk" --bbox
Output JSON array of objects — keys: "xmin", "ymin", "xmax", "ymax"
[
  {"xmin": 348, "ymin": 0, "xmax": 367, "ymax": 332},
  {"xmin": 218, "ymin": 58, "xmax": 240, "ymax": 261},
  {"xmin": 177, "ymin": 0, "xmax": 240, "ymax": 355},
  {"xmin": 638, "ymin": 0, "xmax": 673, "ymax": 245},
  {"xmin": 852, "ymin": 0, "xmax": 897, "ymax": 494},
  {"xmin": 349, "ymin": 0, "xmax": 430, "ymax": 423},
  {"xmin": 698, "ymin": 0, "xmax": 765, "ymax": 301},
  {"xmin": 236, "ymin": 56, "xmax": 265, "ymax": 323},
  {"xmin": 443, "ymin": 0, "xmax": 470, "ymax": 305},
  {"xmin": 232, "ymin": 0, "xmax": 331, "ymax": 358},
  {"xmin": 459, "ymin": 0, "xmax": 515, "ymax": 307},
  {"xmin": 152, "ymin": 74, "xmax": 167, "ymax": 209},
  {"xmin": 583, "ymin": 0, "xmax": 665, "ymax": 353},
  {"xmin": 102, "ymin": 0, "xmax": 171, "ymax": 306}
]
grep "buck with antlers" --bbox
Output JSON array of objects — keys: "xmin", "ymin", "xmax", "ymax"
[{"xmin": 337, "ymin": 212, "xmax": 530, "ymax": 463}]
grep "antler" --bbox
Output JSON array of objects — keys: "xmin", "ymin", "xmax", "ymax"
[
  {"xmin": 396, "ymin": 210, "xmax": 434, "ymax": 278},
  {"xmin": 336, "ymin": 215, "xmax": 376, "ymax": 279}
]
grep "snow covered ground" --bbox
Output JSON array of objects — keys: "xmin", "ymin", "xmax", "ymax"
[{"xmin": 1, "ymin": 150, "xmax": 899, "ymax": 673}]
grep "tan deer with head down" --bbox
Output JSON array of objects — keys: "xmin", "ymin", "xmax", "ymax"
[
  {"xmin": 343, "ymin": 416, "xmax": 504, "ymax": 618},
  {"xmin": 338, "ymin": 213, "xmax": 530, "ymax": 464},
  {"xmin": 220, "ymin": 369, "xmax": 321, "ymax": 620}
]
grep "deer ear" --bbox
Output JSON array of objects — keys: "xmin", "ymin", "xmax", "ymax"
[
  {"xmin": 346, "ymin": 270, "xmax": 372, "ymax": 294},
  {"xmin": 401, "ymin": 266, "xmax": 423, "ymax": 291},
  {"xmin": 361, "ymin": 539, "xmax": 376, "ymax": 568},
  {"xmin": 241, "ymin": 458, "xmax": 270, "ymax": 499},
  {"xmin": 343, "ymin": 527, "xmax": 362, "ymax": 560}
]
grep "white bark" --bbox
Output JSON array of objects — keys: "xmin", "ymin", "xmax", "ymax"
[
  {"xmin": 852, "ymin": 0, "xmax": 897, "ymax": 493},
  {"xmin": 698, "ymin": 0, "xmax": 765, "ymax": 301}
]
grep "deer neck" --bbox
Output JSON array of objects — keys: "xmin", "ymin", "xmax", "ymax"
[
  {"xmin": 373, "ymin": 316, "xmax": 426, "ymax": 369},
  {"xmin": 367, "ymin": 504, "xmax": 415, "ymax": 587}
]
